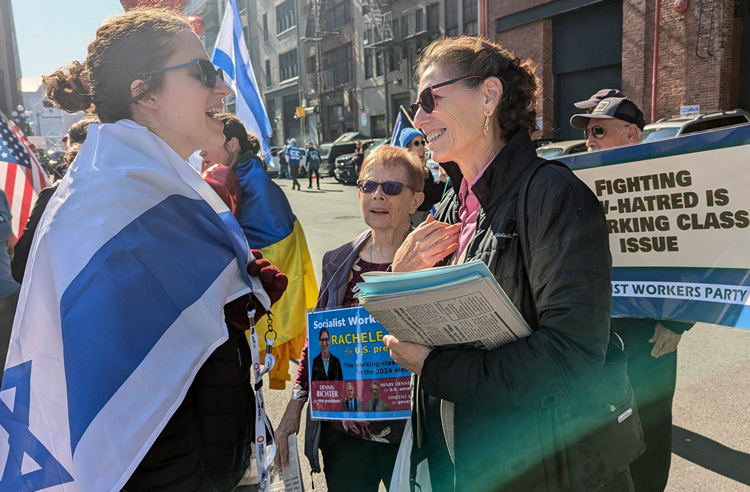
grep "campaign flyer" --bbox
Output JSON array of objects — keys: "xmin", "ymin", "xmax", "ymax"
[{"xmin": 307, "ymin": 306, "xmax": 411, "ymax": 421}]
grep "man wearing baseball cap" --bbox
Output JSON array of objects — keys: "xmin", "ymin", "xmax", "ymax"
[
  {"xmin": 571, "ymin": 97, "xmax": 646, "ymax": 152},
  {"xmin": 574, "ymin": 88, "xmax": 626, "ymax": 112},
  {"xmin": 571, "ymin": 96, "xmax": 693, "ymax": 492}
]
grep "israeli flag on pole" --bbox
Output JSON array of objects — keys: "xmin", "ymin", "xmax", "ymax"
[
  {"xmin": 0, "ymin": 119, "xmax": 268, "ymax": 491},
  {"xmin": 390, "ymin": 111, "xmax": 403, "ymax": 146},
  {"xmin": 213, "ymin": 0, "xmax": 274, "ymax": 163}
]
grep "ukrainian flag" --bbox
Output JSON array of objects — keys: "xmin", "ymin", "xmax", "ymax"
[{"xmin": 234, "ymin": 156, "xmax": 318, "ymax": 389}]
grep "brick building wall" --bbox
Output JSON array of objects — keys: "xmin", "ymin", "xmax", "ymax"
[
  {"xmin": 489, "ymin": 0, "xmax": 741, "ymax": 133},
  {"xmin": 495, "ymin": 20, "xmax": 554, "ymax": 138}
]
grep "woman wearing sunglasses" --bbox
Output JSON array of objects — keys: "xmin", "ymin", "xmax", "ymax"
[
  {"xmin": 274, "ymin": 145, "xmax": 425, "ymax": 492},
  {"xmin": 37, "ymin": 9, "xmax": 287, "ymax": 491},
  {"xmin": 384, "ymin": 38, "xmax": 625, "ymax": 492}
]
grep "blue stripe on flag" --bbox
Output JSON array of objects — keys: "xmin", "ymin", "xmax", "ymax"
[
  {"xmin": 213, "ymin": 50, "xmax": 235, "ymax": 81},
  {"xmin": 232, "ymin": 35, "xmax": 273, "ymax": 140},
  {"xmin": 61, "ymin": 195, "xmax": 237, "ymax": 453}
]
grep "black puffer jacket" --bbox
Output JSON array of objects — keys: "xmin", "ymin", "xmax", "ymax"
[
  {"xmin": 416, "ymin": 131, "xmax": 613, "ymax": 492},
  {"xmin": 124, "ymin": 323, "xmax": 255, "ymax": 492}
]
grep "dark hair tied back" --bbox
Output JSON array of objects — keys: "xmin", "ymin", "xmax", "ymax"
[
  {"xmin": 44, "ymin": 61, "xmax": 94, "ymax": 114},
  {"xmin": 418, "ymin": 36, "xmax": 539, "ymax": 141}
]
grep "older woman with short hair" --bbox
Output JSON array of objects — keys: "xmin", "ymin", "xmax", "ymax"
[
  {"xmin": 275, "ymin": 145, "xmax": 426, "ymax": 492},
  {"xmin": 384, "ymin": 37, "xmax": 631, "ymax": 492}
]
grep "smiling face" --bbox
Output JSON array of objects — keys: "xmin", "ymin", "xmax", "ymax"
[
  {"xmin": 414, "ymin": 64, "xmax": 486, "ymax": 164},
  {"xmin": 131, "ymin": 30, "xmax": 230, "ymax": 159},
  {"xmin": 358, "ymin": 162, "xmax": 423, "ymax": 232},
  {"xmin": 319, "ymin": 329, "xmax": 330, "ymax": 357}
]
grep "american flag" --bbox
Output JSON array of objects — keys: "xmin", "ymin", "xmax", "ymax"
[{"xmin": 0, "ymin": 111, "xmax": 50, "ymax": 239}]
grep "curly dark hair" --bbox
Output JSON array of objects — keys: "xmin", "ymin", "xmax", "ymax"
[
  {"xmin": 416, "ymin": 36, "xmax": 539, "ymax": 141},
  {"xmin": 43, "ymin": 9, "xmax": 191, "ymax": 122}
]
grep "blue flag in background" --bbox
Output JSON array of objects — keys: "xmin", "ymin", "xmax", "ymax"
[
  {"xmin": 390, "ymin": 112, "xmax": 403, "ymax": 146},
  {"xmin": 212, "ymin": 0, "xmax": 274, "ymax": 162}
]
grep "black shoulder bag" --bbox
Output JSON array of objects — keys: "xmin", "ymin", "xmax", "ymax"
[{"xmin": 516, "ymin": 158, "xmax": 645, "ymax": 491}]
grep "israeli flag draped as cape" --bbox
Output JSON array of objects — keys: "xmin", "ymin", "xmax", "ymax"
[
  {"xmin": 212, "ymin": 0, "xmax": 274, "ymax": 162},
  {"xmin": 0, "ymin": 120, "xmax": 268, "ymax": 491}
]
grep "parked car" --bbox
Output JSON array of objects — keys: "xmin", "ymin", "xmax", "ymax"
[
  {"xmin": 333, "ymin": 138, "xmax": 388, "ymax": 184},
  {"xmin": 641, "ymin": 109, "xmax": 750, "ymax": 143},
  {"xmin": 326, "ymin": 132, "xmax": 371, "ymax": 177},
  {"xmin": 535, "ymin": 140, "xmax": 588, "ymax": 159},
  {"xmin": 317, "ymin": 143, "xmax": 334, "ymax": 176},
  {"xmin": 426, "ymin": 158, "xmax": 440, "ymax": 181}
]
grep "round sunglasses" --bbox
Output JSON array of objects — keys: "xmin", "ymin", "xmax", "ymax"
[
  {"xmin": 407, "ymin": 75, "xmax": 483, "ymax": 119},
  {"xmin": 408, "ymin": 139, "xmax": 424, "ymax": 147},
  {"xmin": 583, "ymin": 123, "xmax": 631, "ymax": 139},
  {"xmin": 138, "ymin": 59, "xmax": 224, "ymax": 89},
  {"xmin": 357, "ymin": 180, "xmax": 412, "ymax": 195}
]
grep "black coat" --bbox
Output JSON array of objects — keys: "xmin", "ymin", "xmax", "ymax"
[
  {"xmin": 124, "ymin": 323, "xmax": 255, "ymax": 492},
  {"xmin": 417, "ymin": 131, "xmax": 613, "ymax": 492},
  {"xmin": 311, "ymin": 352, "xmax": 344, "ymax": 381}
]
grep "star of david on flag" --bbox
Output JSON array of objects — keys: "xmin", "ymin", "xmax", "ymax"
[{"xmin": 0, "ymin": 120, "xmax": 269, "ymax": 491}]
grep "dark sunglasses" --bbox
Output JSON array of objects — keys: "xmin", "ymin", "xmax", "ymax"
[
  {"xmin": 408, "ymin": 139, "xmax": 424, "ymax": 147},
  {"xmin": 138, "ymin": 59, "xmax": 224, "ymax": 88},
  {"xmin": 407, "ymin": 75, "xmax": 483, "ymax": 119},
  {"xmin": 357, "ymin": 180, "xmax": 412, "ymax": 195},
  {"xmin": 583, "ymin": 125, "xmax": 608, "ymax": 139}
]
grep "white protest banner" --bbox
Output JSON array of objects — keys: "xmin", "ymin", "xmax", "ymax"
[{"xmin": 558, "ymin": 124, "xmax": 750, "ymax": 329}]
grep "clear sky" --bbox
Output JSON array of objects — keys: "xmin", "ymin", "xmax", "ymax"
[{"xmin": 13, "ymin": 0, "xmax": 126, "ymax": 80}]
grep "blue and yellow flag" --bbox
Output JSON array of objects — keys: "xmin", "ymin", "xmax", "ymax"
[{"xmin": 234, "ymin": 156, "xmax": 318, "ymax": 388}]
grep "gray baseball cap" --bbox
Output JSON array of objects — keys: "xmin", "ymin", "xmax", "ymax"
[
  {"xmin": 574, "ymin": 89, "xmax": 626, "ymax": 110},
  {"xmin": 570, "ymin": 97, "xmax": 646, "ymax": 130}
]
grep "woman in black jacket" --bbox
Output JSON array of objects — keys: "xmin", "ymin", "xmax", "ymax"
[{"xmin": 383, "ymin": 37, "xmax": 630, "ymax": 492}]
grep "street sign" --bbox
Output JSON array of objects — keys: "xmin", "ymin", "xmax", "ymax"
[{"xmin": 680, "ymin": 105, "xmax": 700, "ymax": 116}]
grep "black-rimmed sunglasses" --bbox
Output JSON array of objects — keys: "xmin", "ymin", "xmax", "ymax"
[
  {"xmin": 357, "ymin": 180, "xmax": 412, "ymax": 195},
  {"xmin": 583, "ymin": 125, "xmax": 610, "ymax": 139},
  {"xmin": 138, "ymin": 59, "xmax": 224, "ymax": 89},
  {"xmin": 407, "ymin": 75, "xmax": 483, "ymax": 119},
  {"xmin": 408, "ymin": 139, "xmax": 424, "ymax": 147}
]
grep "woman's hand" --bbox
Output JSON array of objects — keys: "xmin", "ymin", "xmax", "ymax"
[
  {"xmin": 274, "ymin": 399, "xmax": 305, "ymax": 467},
  {"xmin": 391, "ymin": 216, "xmax": 461, "ymax": 272},
  {"xmin": 383, "ymin": 335, "xmax": 432, "ymax": 375}
]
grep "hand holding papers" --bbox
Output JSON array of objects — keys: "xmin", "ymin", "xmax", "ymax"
[{"xmin": 358, "ymin": 261, "xmax": 532, "ymax": 350}]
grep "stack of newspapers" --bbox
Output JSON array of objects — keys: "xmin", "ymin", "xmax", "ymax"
[{"xmin": 357, "ymin": 261, "xmax": 532, "ymax": 350}]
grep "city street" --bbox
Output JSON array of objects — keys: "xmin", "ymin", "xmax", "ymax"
[{"xmin": 267, "ymin": 175, "xmax": 750, "ymax": 492}]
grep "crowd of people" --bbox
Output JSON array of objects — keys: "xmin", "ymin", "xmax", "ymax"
[{"xmin": 0, "ymin": 6, "xmax": 694, "ymax": 492}]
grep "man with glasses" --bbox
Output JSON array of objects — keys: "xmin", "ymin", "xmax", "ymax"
[
  {"xmin": 570, "ymin": 97, "xmax": 645, "ymax": 152},
  {"xmin": 570, "ymin": 97, "xmax": 693, "ymax": 492}
]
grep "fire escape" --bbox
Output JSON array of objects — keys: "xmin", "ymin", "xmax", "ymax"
[{"xmin": 363, "ymin": 0, "xmax": 440, "ymax": 110}]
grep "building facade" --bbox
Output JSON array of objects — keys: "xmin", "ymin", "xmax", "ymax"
[
  {"xmin": 198, "ymin": 0, "xmax": 306, "ymax": 146},
  {"xmin": 489, "ymin": 0, "xmax": 750, "ymax": 140},
  {"xmin": 0, "ymin": 0, "xmax": 22, "ymax": 117}
]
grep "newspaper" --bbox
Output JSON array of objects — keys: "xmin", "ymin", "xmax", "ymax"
[
  {"xmin": 267, "ymin": 433, "xmax": 305, "ymax": 492},
  {"xmin": 358, "ymin": 261, "xmax": 532, "ymax": 350}
]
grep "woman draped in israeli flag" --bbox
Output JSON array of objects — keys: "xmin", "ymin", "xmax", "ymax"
[{"xmin": 0, "ymin": 9, "xmax": 287, "ymax": 492}]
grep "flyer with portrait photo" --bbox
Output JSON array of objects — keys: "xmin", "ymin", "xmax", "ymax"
[{"xmin": 307, "ymin": 306, "xmax": 411, "ymax": 421}]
